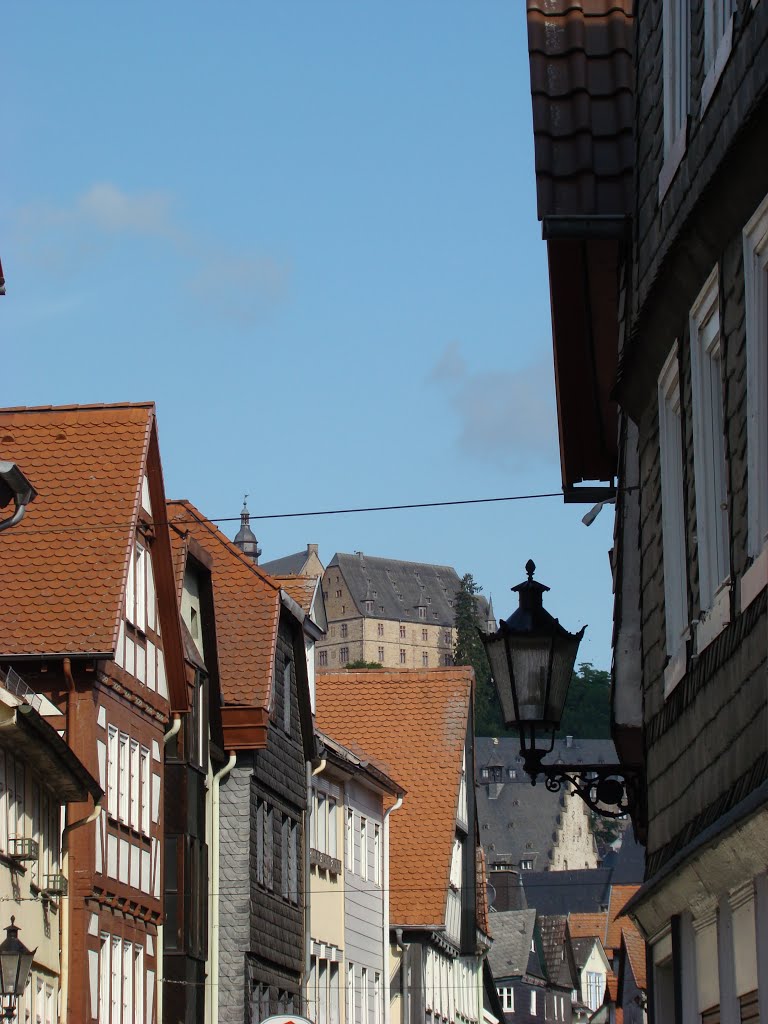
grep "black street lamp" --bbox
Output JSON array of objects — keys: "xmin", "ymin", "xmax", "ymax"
[
  {"xmin": 0, "ymin": 462, "xmax": 37, "ymax": 535},
  {"xmin": 482, "ymin": 560, "xmax": 641, "ymax": 819},
  {"xmin": 0, "ymin": 918, "xmax": 35, "ymax": 1021}
]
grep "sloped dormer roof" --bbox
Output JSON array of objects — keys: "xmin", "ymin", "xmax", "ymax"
[
  {"xmin": 0, "ymin": 404, "xmax": 186, "ymax": 709},
  {"xmin": 315, "ymin": 666, "xmax": 473, "ymax": 929}
]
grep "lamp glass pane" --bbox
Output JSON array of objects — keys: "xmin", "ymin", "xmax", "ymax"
[
  {"xmin": 0, "ymin": 951, "xmax": 17, "ymax": 995},
  {"xmin": 509, "ymin": 638, "xmax": 551, "ymax": 722},
  {"xmin": 15, "ymin": 951, "xmax": 34, "ymax": 995},
  {"xmin": 544, "ymin": 635, "xmax": 582, "ymax": 726},
  {"xmin": 485, "ymin": 636, "xmax": 517, "ymax": 727}
]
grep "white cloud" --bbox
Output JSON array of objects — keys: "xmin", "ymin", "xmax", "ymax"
[
  {"xmin": 429, "ymin": 343, "xmax": 559, "ymax": 468},
  {"xmin": 13, "ymin": 183, "xmax": 290, "ymax": 323}
]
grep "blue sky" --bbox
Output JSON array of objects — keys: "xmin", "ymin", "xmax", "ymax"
[{"xmin": 3, "ymin": 3, "xmax": 615, "ymax": 669}]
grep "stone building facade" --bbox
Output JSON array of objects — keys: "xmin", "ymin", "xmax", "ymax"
[
  {"xmin": 526, "ymin": 1, "xmax": 768, "ymax": 1020},
  {"xmin": 317, "ymin": 552, "xmax": 494, "ymax": 672}
]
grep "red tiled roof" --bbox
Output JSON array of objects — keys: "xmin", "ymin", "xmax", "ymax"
[
  {"xmin": 527, "ymin": 0, "xmax": 634, "ymax": 221},
  {"xmin": 273, "ymin": 574, "xmax": 317, "ymax": 616},
  {"xmin": 606, "ymin": 884, "xmax": 640, "ymax": 951},
  {"xmin": 315, "ymin": 667, "xmax": 474, "ymax": 929},
  {"xmin": 166, "ymin": 500, "xmax": 280, "ymax": 707},
  {"xmin": 0, "ymin": 404, "xmax": 153, "ymax": 656},
  {"xmin": 568, "ymin": 911, "xmax": 608, "ymax": 939},
  {"xmin": 622, "ymin": 925, "xmax": 647, "ymax": 990}
]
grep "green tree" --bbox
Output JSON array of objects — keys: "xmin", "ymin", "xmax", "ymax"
[
  {"xmin": 454, "ymin": 574, "xmax": 510, "ymax": 737},
  {"xmin": 345, "ymin": 659, "xmax": 383, "ymax": 669},
  {"xmin": 556, "ymin": 662, "xmax": 611, "ymax": 738}
]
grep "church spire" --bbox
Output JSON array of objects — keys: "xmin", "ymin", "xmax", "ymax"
[{"xmin": 233, "ymin": 494, "xmax": 262, "ymax": 563}]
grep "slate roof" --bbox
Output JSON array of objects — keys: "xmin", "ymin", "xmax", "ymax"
[
  {"xmin": 478, "ymin": 776, "xmax": 566, "ymax": 872},
  {"xmin": 0, "ymin": 403, "xmax": 153, "ymax": 657},
  {"xmin": 476, "ymin": 736, "xmax": 619, "ymax": 770},
  {"xmin": 539, "ymin": 915, "xmax": 576, "ymax": 989},
  {"xmin": 260, "ymin": 549, "xmax": 313, "ymax": 576},
  {"xmin": 527, "ymin": 0, "xmax": 634, "ymax": 221},
  {"xmin": 167, "ymin": 500, "xmax": 281, "ymax": 707},
  {"xmin": 486, "ymin": 909, "xmax": 540, "ymax": 980},
  {"xmin": 522, "ymin": 868, "xmax": 613, "ymax": 915},
  {"xmin": 315, "ymin": 667, "xmax": 473, "ymax": 930},
  {"xmin": 327, "ymin": 552, "xmax": 462, "ymax": 626},
  {"xmin": 571, "ymin": 936, "xmax": 600, "ymax": 971}
]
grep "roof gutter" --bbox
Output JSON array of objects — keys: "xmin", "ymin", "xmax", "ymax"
[
  {"xmin": 384, "ymin": 797, "xmax": 404, "ymax": 1024},
  {"xmin": 542, "ymin": 214, "xmax": 629, "ymax": 241}
]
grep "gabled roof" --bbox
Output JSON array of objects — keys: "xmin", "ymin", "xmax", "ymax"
[
  {"xmin": 522, "ymin": 869, "xmax": 613, "ymax": 915},
  {"xmin": 605, "ymin": 885, "xmax": 640, "ymax": 951},
  {"xmin": 315, "ymin": 667, "xmax": 473, "ymax": 929},
  {"xmin": 568, "ymin": 911, "xmax": 609, "ymax": 940},
  {"xmin": 316, "ymin": 727, "xmax": 404, "ymax": 796},
  {"xmin": 620, "ymin": 926, "xmax": 647, "ymax": 991},
  {"xmin": 486, "ymin": 909, "xmax": 539, "ymax": 980},
  {"xmin": 539, "ymin": 915, "xmax": 578, "ymax": 989},
  {"xmin": 167, "ymin": 500, "xmax": 281, "ymax": 708},
  {"xmin": 273, "ymin": 575, "xmax": 319, "ymax": 617},
  {"xmin": 327, "ymin": 552, "xmax": 461, "ymax": 626},
  {"xmin": 0, "ymin": 405, "xmax": 187, "ymax": 709}
]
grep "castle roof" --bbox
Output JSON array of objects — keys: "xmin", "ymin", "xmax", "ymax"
[{"xmin": 326, "ymin": 551, "xmax": 462, "ymax": 626}]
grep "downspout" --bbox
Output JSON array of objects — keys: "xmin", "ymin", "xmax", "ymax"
[
  {"xmin": 394, "ymin": 927, "xmax": 410, "ymax": 1024},
  {"xmin": 61, "ymin": 656, "xmax": 79, "ymax": 1024},
  {"xmin": 306, "ymin": 759, "xmax": 326, "ymax": 1013},
  {"xmin": 209, "ymin": 751, "xmax": 236, "ymax": 1024},
  {"xmin": 384, "ymin": 793, "xmax": 403, "ymax": 1024},
  {"xmin": 157, "ymin": 715, "xmax": 181, "ymax": 1024}
]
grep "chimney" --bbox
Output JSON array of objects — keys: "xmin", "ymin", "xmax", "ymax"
[{"xmin": 307, "ymin": 544, "xmax": 318, "ymax": 556}]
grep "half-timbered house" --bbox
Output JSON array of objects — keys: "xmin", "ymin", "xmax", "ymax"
[{"xmin": 0, "ymin": 403, "xmax": 189, "ymax": 1022}]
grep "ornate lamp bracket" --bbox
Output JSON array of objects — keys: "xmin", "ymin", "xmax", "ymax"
[{"xmin": 529, "ymin": 762, "xmax": 644, "ymax": 819}]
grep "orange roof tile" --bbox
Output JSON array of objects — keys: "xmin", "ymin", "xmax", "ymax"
[
  {"xmin": 606, "ymin": 885, "xmax": 640, "ymax": 951},
  {"xmin": 605, "ymin": 969, "xmax": 618, "ymax": 1001},
  {"xmin": 621, "ymin": 925, "xmax": 647, "ymax": 990},
  {"xmin": 0, "ymin": 404, "xmax": 153, "ymax": 657},
  {"xmin": 166, "ymin": 501, "xmax": 281, "ymax": 707},
  {"xmin": 315, "ymin": 667, "xmax": 474, "ymax": 930},
  {"xmin": 568, "ymin": 912, "xmax": 608, "ymax": 940},
  {"xmin": 273, "ymin": 574, "xmax": 317, "ymax": 616}
]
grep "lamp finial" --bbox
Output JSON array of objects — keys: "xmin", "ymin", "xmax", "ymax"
[{"xmin": 525, "ymin": 559, "xmax": 536, "ymax": 580}]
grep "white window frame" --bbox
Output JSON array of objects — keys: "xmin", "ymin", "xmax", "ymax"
[
  {"xmin": 659, "ymin": 344, "xmax": 689, "ymax": 695},
  {"xmin": 660, "ymin": 0, "xmax": 689, "ymax": 199},
  {"xmin": 140, "ymin": 747, "xmax": 150, "ymax": 836},
  {"xmin": 347, "ymin": 964, "xmax": 354, "ymax": 1024},
  {"xmin": 346, "ymin": 807, "xmax": 354, "ymax": 871},
  {"xmin": 118, "ymin": 734, "xmax": 129, "ymax": 824},
  {"xmin": 107, "ymin": 727, "xmax": 118, "ymax": 819},
  {"xmin": 373, "ymin": 823, "xmax": 381, "ymax": 886},
  {"xmin": 530, "ymin": 989, "xmax": 537, "ymax": 1016},
  {"xmin": 129, "ymin": 740, "xmax": 140, "ymax": 832},
  {"xmin": 702, "ymin": 0, "xmax": 734, "ymax": 114},
  {"xmin": 690, "ymin": 267, "xmax": 731, "ymax": 650},
  {"xmin": 742, "ymin": 192, "xmax": 768, "ymax": 609},
  {"xmin": 360, "ymin": 816, "xmax": 367, "ymax": 881},
  {"xmin": 282, "ymin": 662, "xmax": 291, "ymax": 735}
]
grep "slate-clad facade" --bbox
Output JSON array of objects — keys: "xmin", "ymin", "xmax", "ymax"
[{"xmin": 526, "ymin": 1, "xmax": 768, "ymax": 1021}]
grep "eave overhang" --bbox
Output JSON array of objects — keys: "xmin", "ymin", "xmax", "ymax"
[
  {"xmin": 546, "ymin": 227, "xmax": 624, "ymax": 497},
  {"xmin": 10, "ymin": 703, "xmax": 102, "ymax": 802},
  {"xmin": 220, "ymin": 705, "xmax": 269, "ymax": 751}
]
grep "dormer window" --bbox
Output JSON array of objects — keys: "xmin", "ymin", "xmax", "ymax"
[
  {"xmin": 365, "ymin": 601, "xmax": 374, "ymax": 613},
  {"xmin": 481, "ymin": 768, "xmax": 490, "ymax": 780},
  {"xmin": 418, "ymin": 606, "xmax": 426, "ymax": 620},
  {"xmin": 521, "ymin": 858, "xmax": 534, "ymax": 871}
]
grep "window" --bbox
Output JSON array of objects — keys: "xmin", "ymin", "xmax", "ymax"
[
  {"xmin": 256, "ymin": 799, "xmax": 273, "ymax": 889},
  {"xmin": 340, "ymin": 647, "xmax": 349, "ymax": 665},
  {"xmin": 443, "ymin": 653, "xmax": 452, "ymax": 666},
  {"xmin": 336, "ymin": 590, "xmax": 342, "ymax": 598},
  {"xmin": 282, "ymin": 662, "xmax": 292, "ymax": 734},
  {"xmin": 374, "ymin": 972, "xmax": 381, "ymax": 1024},
  {"xmin": 377, "ymin": 623, "xmax": 384, "ymax": 637},
  {"xmin": 365, "ymin": 601, "xmax": 374, "ymax": 613},
  {"xmin": 422, "ymin": 651, "xmax": 429, "ymax": 667},
  {"xmin": 107, "ymin": 727, "xmax": 118, "ymax": 818},
  {"xmin": 378, "ymin": 646, "xmax": 384, "ymax": 662},
  {"xmin": 346, "ymin": 808, "xmax": 354, "ymax": 870},
  {"xmin": 399, "ymin": 625, "xmax": 406, "ymax": 639},
  {"xmin": 312, "ymin": 789, "xmax": 338, "ymax": 859},
  {"xmin": 481, "ymin": 768, "xmax": 489, "ymax": 780},
  {"xmin": 347, "ymin": 965, "xmax": 354, "ymax": 1024},
  {"xmin": 118, "ymin": 735, "xmax": 129, "ymax": 823},
  {"xmin": 318, "ymin": 650, "xmax": 328, "ymax": 667},
  {"xmin": 497, "ymin": 987, "xmax": 514, "ymax": 1013},
  {"xmin": 361, "ymin": 968, "xmax": 369, "ymax": 1024},
  {"xmin": 421, "ymin": 628, "xmax": 428, "ymax": 642},
  {"xmin": 282, "ymin": 816, "xmax": 290, "ymax": 899},
  {"xmin": 743, "ymin": 193, "xmax": 768, "ymax": 572},
  {"xmin": 340, "ymin": 623, "xmax": 348, "ymax": 638},
  {"xmin": 374, "ymin": 823, "xmax": 381, "ymax": 886},
  {"xmin": 444, "ymin": 631, "xmax": 451, "ymax": 645},
  {"xmin": 310, "ymin": 955, "xmax": 341, "ymax": 1024},
  {"xmin": 521, "ymin": 858, "xmax": 533, "ymax": 870},
  {"xmin": 530, "ymin": 989, "xmax": 537, "ymax": 1016},
  {"xmin": 662, "ymin": 0, "xmax": 689, "ymax": 159},
  {"xmin": 418, "ymin": 606, "xmax": 426, "ymax": 619},
  {"xmin": 705, "ymin": 0, "xmax": 733, "ymax": 69},
  {"xmin": 690, "ymin": 268, "xmax": 730, "ymax": 639},
  {"xmin": 586, "ymin": 972, "xmax": 604, "ymax": 1011},
  {"xmin": 399, "ymin": 649, "xmax": 406, "ymax": 665},
  {"xmin": 658, "ymin": 344, "xmax": 689, "ymax": 690},
  {"xmin": 360, "ymin": 817, "xmax": 367, "ymax": 880}
]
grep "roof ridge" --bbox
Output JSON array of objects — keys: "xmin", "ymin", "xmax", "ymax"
[
  {"xmin": 167, "ymin": 499, "xmax": 281, "ymax": 592},
  {"xmin": 1, "ymin": 401, "xmax": 156, "ymax": 413}
]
